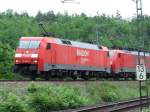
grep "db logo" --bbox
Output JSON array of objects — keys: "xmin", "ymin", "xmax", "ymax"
[{"xmin": 77, "ymin": 49, "xmax": 89, "ymax": 57}]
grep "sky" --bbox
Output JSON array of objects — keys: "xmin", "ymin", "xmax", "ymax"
[{"xmin": 0, "ymin": 0, "xmax": 149, "ymax": 19}]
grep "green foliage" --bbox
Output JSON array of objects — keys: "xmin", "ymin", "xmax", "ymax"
[
  {"xmin": 0, "ymin": 93, "xmax": 27, "ymax": 112},
  {"xmin": 86, "ymin": 83, "xmax": 119, "ymax": 102},
  {"xmin": 29, "ymin": 92, "xmax": 56, "ymax": 112},
  {"xmin": 1, "ymin": 10, "xmax": 150, "ymax": 79},
  {"xmin": 27, "ymin": 84, "xmax": 91, "ymax": 111},
  {"xmin": 0, "ymin": 42, "xmax": 13, "ymax": 74},
  {"xmin": 0, "ymin": 82, "xmax": 141, "ymax": 112},
  {"xmin": 99, "ymin": 83, "xmax": 119, "ymax": 102},
  {"xmin": 143, "ymin": 109, "xmax": 150, "ymax": 112},
  {"xmin": 27, "ymin": 82, "xmax": 37, "ymax": 93},
  {"xmin": 0, "ymin": 73, "xmax": 24, "ymax": 80}
]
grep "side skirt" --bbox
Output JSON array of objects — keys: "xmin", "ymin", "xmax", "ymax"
[{"xmin": 44, "ymin": 64, "xmax": 111, "ymax": 73}]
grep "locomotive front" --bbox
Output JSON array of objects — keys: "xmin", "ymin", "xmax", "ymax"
[{"xmin": 13, "ymin": 37, "xmax": 42, "ymax": 76}]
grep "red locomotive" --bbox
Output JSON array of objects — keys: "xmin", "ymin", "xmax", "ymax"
[
  {"xmin": 14, "ymin": 37, "xmax": 111, "ymax": 80},
  {"xmin": 14, "ymin": 36, "xmax": 150, "ymax": 80},
  {"xmin": 111, "ymin": 50, "xmax": 150, "ymax": 79}
]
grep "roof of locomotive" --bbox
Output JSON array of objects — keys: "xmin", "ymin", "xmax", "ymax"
[
  {"xmin": 54, "ymin": 38, "xmax": 104, "ymax": 50},
  {"xmin": 20, "ymin": 37, "xmax": 108, "ymax": 51},
  {"xmin": 20, "ymin": 37, "xmax": 44, "ymax": 41},
  {"xmin": 110, "ymin": 49, "xmax": 150, "ymax": 56}
]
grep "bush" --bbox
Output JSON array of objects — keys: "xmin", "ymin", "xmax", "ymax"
[
  {"xmin": 27, "ymin": 84, "xmax": 91, "ymax": 111},
  {"xmin": 0, "ymin": 73, "xmax": 24, "ymax": 80},
  {"xmin": 100, "ymin": 88, "xmax": 118, "ymax": 102},
  {"xmin": 0, "ymin": 93, "xmax": 27, "ymax": 112},
  {"xmin": 99, "ymin": 83, "xmax": 119, "ymax": 102},
  {"xmin": 27, "ymin": 82, "xmax": 37, "ymax": 93},
  {"xmin": 0, "ymin": 42, "xmax": 14, "ymax": 75},
  {"xmin": 143, "ymin": 109, "xmax": 150, "ymax": 112},
  {"xmin": 29, "ymin": 92, "xmax": 56, "ymax": 112},
  {"xmin": 86, "ymin": 83, "xmax": 119, "ymax": 102},
  {"xmin": 0, "ymin": 82, "xmax": 140, "ymax": 112},
  {"xmin": 57, "ymin": 86, "xmax": 91, "ymax": 108}
]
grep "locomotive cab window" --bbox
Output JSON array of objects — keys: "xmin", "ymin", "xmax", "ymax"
[
  {"xmin": 19, "ymin": 40, "xmax": 40, "ymax": 49},
  {"xmin": 46, "ymin": 43, "xmax": 51, "ymax": 49}
]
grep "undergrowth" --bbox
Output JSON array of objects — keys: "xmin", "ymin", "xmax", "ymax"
[{"xmin": 0, "ymin": 82, "xmax": 140, "ymax": 112}]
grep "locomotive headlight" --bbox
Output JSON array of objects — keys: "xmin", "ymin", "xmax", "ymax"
[
  {"xmin": 15, "ymin": 53, "xmax": 22, "ymax": 57},
  {"xmin": 31, "ymin": 54, "xmax": 38, "ymax": 58},
  {"xmin": 15, "ymin": 60, "xmax": 19, "ymax": 63},
  {"xmin": 34, "ymin": 60, "xmax": 38, "ymax": 63}
]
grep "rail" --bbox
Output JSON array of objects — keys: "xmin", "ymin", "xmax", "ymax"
[{"xmin": 61, "ymin": 97, "xmax": 150, "ymax": 112}]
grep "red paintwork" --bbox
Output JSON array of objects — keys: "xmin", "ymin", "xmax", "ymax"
[
  {"xmin": 111, "ymin": 50, "xmax": 150, "ymax": 74},
  {"xmin": 111, "ymin": 50, "xmax": 136, "ymax": 73},
  {"xmin": 14, "ymin": 37, "xmax": 110, "ymax": 72},
  {"xmin": 144, "ymin": 56, "xmax": 150, "ymax": 72}
]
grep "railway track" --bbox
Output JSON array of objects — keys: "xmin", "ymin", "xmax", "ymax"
[
  {"xmin": 0, "ymin": 79, "xmax": 138, "ymax": 86},
  {"xmin": 0, "ymin": 79, "xmax": 137, "ymax": 82},
  {"xmin": 58, "ymin": 97, "xmax": 150, "ymax": 112},
  {"xmin": 0, "ymin": 80, "xmax": 137, "ymax": 85}
]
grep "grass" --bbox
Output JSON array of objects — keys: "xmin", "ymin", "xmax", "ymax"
[
  {"xmin": 143, "ymin": 108, "xmax": 150, "ymax": 112},
  {"xmin": 0, "ymin": 73, "xmax": 24, "ymax": 80},
  {"xmin": 0, "ymin": 81, "xmax": 147, "ymax": 112}
]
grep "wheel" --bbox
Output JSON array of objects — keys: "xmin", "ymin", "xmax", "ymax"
[
  {"xmin": 30, "ymin": 71, "xmax": 36, "ymax": 80},
  {"xmin": 31, "ymin": 75, "xmax": 36, "ymax": 80},
  {"xmin": 71, "ymin": 75, "xmax": 77, "ymax": 80},
  {"xmin": 44, "ymin": 75, "xmax": 49, "ymax": 81},
  {"xmin": 80, "ymin": 71, "xmax": 89, "ymax": 80},
  {"xmin": 44, "ymin": 72, "xmax": 50, "ymax": 81},
  {"xmin": 82, "ymin": 75, "xmax": 89, "ymax": 80}
]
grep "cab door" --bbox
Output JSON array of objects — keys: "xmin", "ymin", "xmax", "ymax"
[{"xmin": 44, "ymin": 43, "xmax": 52, "ymax": 64}]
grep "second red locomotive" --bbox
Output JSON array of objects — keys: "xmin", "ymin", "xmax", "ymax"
[{"xmin": 111, "ymin": 49, "xmax": 150, "ymax": 79}]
